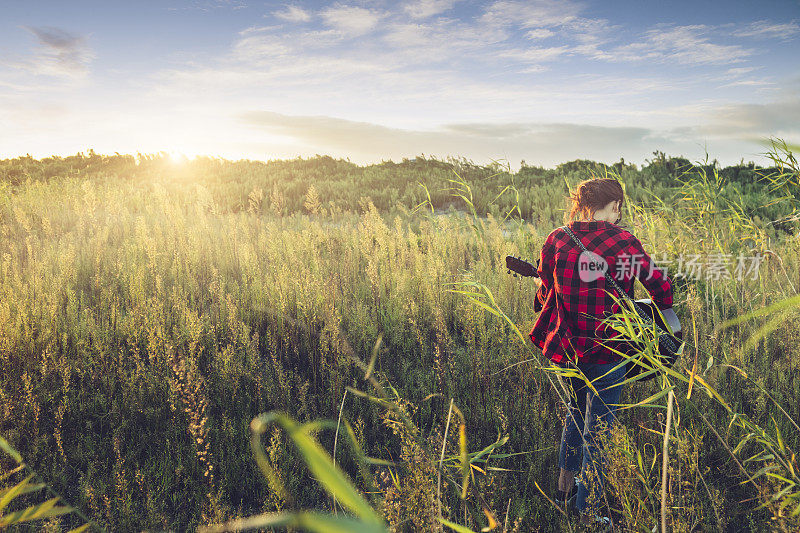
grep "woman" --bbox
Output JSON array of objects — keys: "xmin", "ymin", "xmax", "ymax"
[{"xmin": 529, "ymin": 178, "xmax": 674, "ymax": 526}]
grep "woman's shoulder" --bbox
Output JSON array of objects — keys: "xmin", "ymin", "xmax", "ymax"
[
  {"xmin": 611, "ymin": 224, "xmax": 637, "ymax": 242},
  {"xmin": 543, "ymin": 225, "xmax": 570, "ymax": 246},
  {"xmin": 603, "ymin": 225, "xmax": 643, "ymax": 253},
  {"xmin": 543, "ymin": 221, "xmax": 641, "ymax": 249},
  {"xmin": 568, "ymin": 221, "xmax": 644, "ymax": 253},
  {"xmin": 592, "ymin": 221, "xmax": 639, "ymax": 242},
  {"xmin": 563, "ymin": 220, "xmax": 636, "ymax": 239},
  {"xmin": 613, "ymin": 225, "xmax": 646, "ymax": 248}
]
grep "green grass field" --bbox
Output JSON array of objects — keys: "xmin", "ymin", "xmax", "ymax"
[{"xmin": 1, "ymin": 145, "xmax": 799, "ymax": 532}]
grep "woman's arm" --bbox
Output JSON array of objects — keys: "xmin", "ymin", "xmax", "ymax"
[
  {"xmin": 534, "ymin": 234, "xmax": 555, "ymax": 312},
  {"xmin": 630, "ymin": 237, "xmax": 673, "ymax": 308}
]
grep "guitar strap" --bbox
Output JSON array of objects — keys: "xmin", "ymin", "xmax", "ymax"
[{"xmin": 561, "ymin": 224, "xmax": 679, "ymax": 354}]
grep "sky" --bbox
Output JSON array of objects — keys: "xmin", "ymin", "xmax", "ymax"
[{"xmin": 1, "ymin": 0, "xmax": 799, "ymax": 168}]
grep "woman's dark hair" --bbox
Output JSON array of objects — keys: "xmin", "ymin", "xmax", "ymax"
[{"xmin": 565, "ymin": 178, "xmax": 624, "ymax": 223}]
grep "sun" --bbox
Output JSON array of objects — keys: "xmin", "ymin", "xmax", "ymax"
[{"xmin": 168, "ymin": 150, "xmax": 187, "ymax": 164}]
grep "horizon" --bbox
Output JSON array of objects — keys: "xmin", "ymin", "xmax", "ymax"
[{"xmin": 0, "ymin": 146, "xmax": 777, "ymax": 173}]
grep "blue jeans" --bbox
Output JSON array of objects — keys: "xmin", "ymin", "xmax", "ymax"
[{"xmin": 557, "ymin": 360, "xmax": 626, "ymax": 513}]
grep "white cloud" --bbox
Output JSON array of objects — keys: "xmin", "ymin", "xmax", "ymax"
[
  {"xmin": 320, "ymin": 4, "xmax": 384, "ymax": 36},
  {"xmin": 443, "ymin": 122, "xmax": 531, "ymax": 137},
  {"xmin": 272, "ymin": 5, "xmax": 312, "ymax": 23},
  {"xmin": 241, "ymin": 108, "xmax": 790, "ymax": 167},
  {"xmin": 404, "ymin": 0, "xmax": 460, "ymax": 19},
  {"xmin": 734, "ymin": 20, "xmax": 800, "ymax": 39},
  {"xmin": 701, "ymin": 92, "xmax": 800, "ymax": 137},
  {"xmin": 240, "ymin": 110, "xmax": 671, "ymax": 166},
  {"xmin": 383, "ymin": 22, "xmax": 441, "ymax": 48}
]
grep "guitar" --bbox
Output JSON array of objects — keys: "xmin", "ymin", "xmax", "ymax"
[
  {"xmin": 505, "ymin": 255, "xmax": 683, "ymax": 381},
  {"xmin": 505, "ymin": 255, "xmax": 539, "ymax": 278}
]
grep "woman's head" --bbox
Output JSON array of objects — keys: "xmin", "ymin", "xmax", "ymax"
[{"xmin": 566, "ymin": 178, "xmax": 624, "ymax": 224}]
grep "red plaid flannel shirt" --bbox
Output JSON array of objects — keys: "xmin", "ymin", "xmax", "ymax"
[{"xmin": 529, "ymin": 220, "xmax": 674, "ymax": 365}]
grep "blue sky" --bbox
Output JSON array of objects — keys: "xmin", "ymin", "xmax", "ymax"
[{"xmin": 1, "ymin": 0, "xmax": 798, "ymax": 168}]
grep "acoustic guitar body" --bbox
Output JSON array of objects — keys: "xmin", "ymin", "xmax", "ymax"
[{"xmin": 625, "ymin": 299, "xmax": 683, "ymax": 381}]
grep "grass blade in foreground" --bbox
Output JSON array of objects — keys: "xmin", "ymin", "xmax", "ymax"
[
  {"xmin": 250, "ymin": 411, "xmax": 384, "ymax": 525},
  {"xmin": 0, "ymin": 435, "xmax": 94, "ymax": 531}
]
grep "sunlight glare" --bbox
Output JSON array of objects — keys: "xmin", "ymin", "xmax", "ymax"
[{"xmin": 168, "ymin": 150, "xmax": 188, "ymax": 164}]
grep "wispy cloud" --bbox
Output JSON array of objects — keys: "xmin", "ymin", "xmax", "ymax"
[
  {"xmin": 272, "ymin": 4, "xmax": 312, "ymax": 23},
  {"xmin": 13, "ymin": 26, "xmax": 94, "ymax": 79},
  {"xmin": 607, "ymin": 25, "xmax": 754, "ymax": 65},
  {"xmin": 720, "ymin": 79, "xmax": 775, "ymax": 89},
  {"xmin": 498, "ymin": 45, "xmax": 569, "ymax": 64},
  {"xmin": 733, "ymin": 20, "xmax": 800, "ymax": 40},
  {"xmin": 232, "ymin": 31, "xmax": 292, "ymax": 62},
  {"xmin": 499, "ymin": 17, "xmax": 618, "ymax": 68},
  {"xmin": 480, "ymin": 0, "xmax": 581, "ymax": 29},
  {"xmin": 320, "ymin": 4, "xmax": 384, "ymax": 36},
  {"xmin": 168, "ymin": 1, "xmax": 248, "ymax": 12},
  {"xmin": 723, "ymin": 67, "xmax": 758, "ymax": 78},
  {"xmin": 404, "ymin": 0, "xmax": 461, "ymax": 19},
  {"xmin": 562, "ymin": 18, "xmax": 619, "ymax": 59},
  {"xmin": 525, "ymin": 28, "xmax": 555, "ymax": 40},
  {"xmin": 381, "ymin": 16, "xmax": 506, "ymax": 64},
  {"xmin": 708, "ymin": 66, "xmax": 773, "ymax": 89}
]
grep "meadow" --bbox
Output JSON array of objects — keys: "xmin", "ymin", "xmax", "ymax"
[{"xmin": 0, "ymin": 144, "xmax": 799, "ymax": 532}]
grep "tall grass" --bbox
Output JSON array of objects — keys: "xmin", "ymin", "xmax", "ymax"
[{"xmin": 0, "ymin": 146, "xmax": 798, "ymax": 530}]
